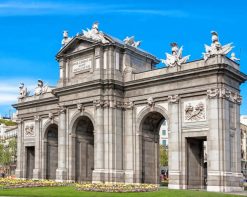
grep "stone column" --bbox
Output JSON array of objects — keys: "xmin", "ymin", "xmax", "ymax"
[
  {"xmin": 92, "ymin": 100, "xmax": 105, "ymax": 183},
  {"xmin": 33, "ymin": 115, "xmax": 41, "ymax": 179},
  {"xmin": 167, "ymin": 95, "xmax": 181, "ymax": 189},
  {"xmin": 56, "ymin": 106, "xmax": 67, "ymax": 181},
  {"xmin": 124, "ymin": 102, "xmax": 135, "ymax": 183},
  {"xmin": 207, "ymin": 88, "xmax": 243, "ymax": 192},
  {"xmin": 58, "ymin": 58, "xmax": 66, "ymax": 86},
  {"xmin": 15, "ymin": 119, "xmax": 23, "ymax": 178}
]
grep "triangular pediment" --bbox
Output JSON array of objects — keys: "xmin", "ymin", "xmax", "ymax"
[{"xmin": 56, "ymin": 37, "xmax": 99, "ymax": 58}]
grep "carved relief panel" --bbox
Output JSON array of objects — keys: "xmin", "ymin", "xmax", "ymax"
[
  {"xmin": 184, "ymin": 100, "xmax": 206, "ymax": 122},
  {"xmin": 24, "ymin": 122, "xmax": 35, "ymax": 137}
]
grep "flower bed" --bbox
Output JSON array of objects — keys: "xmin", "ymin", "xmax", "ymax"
[
  {"xmin": 0, "ymin": 178, "xmax": 67, "ymax": 189},
  {"xmin": 75, "ymin": 183, "xmax": 159, "ymax": 192}
]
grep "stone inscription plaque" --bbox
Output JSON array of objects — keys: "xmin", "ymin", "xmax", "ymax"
[{"xmin": 72, "ymin": 57, "xmax": 92, "ymax": 73}]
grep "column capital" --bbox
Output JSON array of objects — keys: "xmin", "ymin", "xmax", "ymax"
[
  {"xmin": 16, "ymin": 118, "xmax": 23, "ymax": 124},
  {"xmin": 124, "ymin": 101, "xmax": 134, "ymax": 110},
  {"xmin": 168, "ymin": 94, "xmax": 179, "ymax": 103},
  {"xmin": 116, "ymin": 101, "xmax": 134, "ymax": 110},
  {"xmin": 93, "ymin": 99, "xmax": 104, "ymax": 109},
  {"xmin": 58, "ymin": 105, "xmax": 66, "ymax": 114},
  {"xmin": 34, "ymin": 115, "xmax": 40, "ymax": 122},
  {"xmin": 207, "ymin": 88, "xmax": 242, "ymax": 104}
]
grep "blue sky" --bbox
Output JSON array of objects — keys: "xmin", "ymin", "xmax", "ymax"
[{"xmin": 0, "ymin": 0, "xmax": 247, "ymax": 117}]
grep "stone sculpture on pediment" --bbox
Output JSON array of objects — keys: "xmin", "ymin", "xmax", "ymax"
[
  {"xmin": 230, "ymin": 52, "xmax": 240, "ymax": 62},
  {"xmin": 123, "ymin": 36, "xmax": 141, "ymax": 48},
  {"xmin": 203, "ymin": 31, "xmax": 234, "ymax": 61},
  {"xmin": 61, "ymin": 30, "xmax": 72, "ymax": 47},
  {"xmin": 18, "ymin": 82, "xmax": 29, "ymax": 99},
  {"xmin": 161, "ymin": 43, "xmax": 190, "ymax": 67},
  {"xmin": 82, "ymin": 22, "xmax": 109, "ymax": 44},
  {"xmin": 34, "ymin": 80, "xmax": 52, "ymax": 96}
]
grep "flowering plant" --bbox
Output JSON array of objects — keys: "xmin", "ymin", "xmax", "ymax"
[
  {"xmin": 0, "ymin": 178, "xmax": 67, "ymax": 189},
  {"xmin": 75, "ymin": 183, "xmax": 159, "ymax": 192}
]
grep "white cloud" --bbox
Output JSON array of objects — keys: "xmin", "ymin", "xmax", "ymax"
[
  {"xmin": 0, "ymin": 78, "xmax": 36, "ymax": 105},
  {"xmin": 0, "ymin": 1, "xmax": 188, "ymax": 18}
]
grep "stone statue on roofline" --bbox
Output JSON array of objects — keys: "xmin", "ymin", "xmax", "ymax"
[
  {"xmin": 203, "ymin": 31, "xmax": 234, "ymax": 61},
  {"xmin": 161, "ymin": 42, "xmax": 190, "ymax": 67},
  {"xmin": 230, "ymin": 52, "xmax": 240, "ymax": 62},
  {"xmin": 123, "ymin": 36, "xmax": 141, "ymax": 48},
  {"xmin": 34, "ymin": 80, "xmax": 52, "ymax": 96},
  {"xmin": 82, "ymin": 22, "xmax": 109, "ymax": 44},
  {"xmin": 61, "ymin": 30, "xmax": 72, "ymax": 47},
  {"xmin": 18, "ymin": 83, "xmax": 29, "ymax": 99}
]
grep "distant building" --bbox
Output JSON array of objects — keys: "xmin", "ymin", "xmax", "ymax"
[
  {"xmin": 241, "ymin": 115, "xmax": 247, "ymax": 126},
  {"xmin": 241, "ymin": 119, "xmax": 247, "ymax": 177},
  {"xmin": 159, "ymin": 120, "xmax": 168, "ymax": 147}
]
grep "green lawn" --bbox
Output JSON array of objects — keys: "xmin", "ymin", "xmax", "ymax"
[{"xmin": 0, "ymin": 187, "xmax": 243, "ymax": 197}]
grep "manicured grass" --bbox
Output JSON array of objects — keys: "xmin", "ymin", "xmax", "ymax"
[{"xmin": 0, "ymin": 186, "xmax": 243, "ymax": 197}]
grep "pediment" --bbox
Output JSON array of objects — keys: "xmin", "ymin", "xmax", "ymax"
[{"xmin": 56, "ymin": 37, "xmax": 97, "ymax": 58}]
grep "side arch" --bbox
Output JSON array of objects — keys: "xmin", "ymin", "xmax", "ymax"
[
  {"xmin": 42, "ymin": 119, "xmax": 58, "ymax": 140},
  {"xmin": 69, "ymin": 110, "xmax": 95, "ymax": 135},
  {"xmin": 136, "ymin": 105, "xmax": 169, "ymax": 134}
]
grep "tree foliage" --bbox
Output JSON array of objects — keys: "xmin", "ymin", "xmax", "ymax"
[
  {"xmin": 160, "ymin": 145, "xmax": 168, "ymax": 166},
  {"xmin": 0, "ymin": 138, "xmax": 17, "ymax": 167},
  {"xmin": 0, "ymin": 119, "xmax": 17, "ymax": 126}
]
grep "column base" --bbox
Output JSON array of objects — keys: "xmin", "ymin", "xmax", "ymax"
[
  {"xmin": 92, "ymin": 169, "xmax": 125, "ymax": 183},
  {"xmin": 56, "ymin": 168, "xmax": 67, "ymax": 182},
  {"xmin": 32, "ymin": 169, "xmax": 41, "ymax": 179},
  {"xmin": 207, "ymin": 186, "xmax": 244, "ymax": 192},
  {"xmin": 207, "ymin": 171, "xmax": 243, "ymax": 192},
  {"xmin": 15, "ymin": 169, "xmax": 23, "ymax": 178},
  {"xmin": 92, "ymin": 169, "xmax": 105, "ymax": 183},
  {"xmin": 124, "ymin": 170, "xmax": 135, "ymax": 183}
]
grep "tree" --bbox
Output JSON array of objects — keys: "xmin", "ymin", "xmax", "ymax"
[
  {"xmin": 160, "ymin": 145, "xmax": 168, "ymax": 166},
  {"xmin": 0, "ymin": 138, "xmax": 17, "ymax": 170}
]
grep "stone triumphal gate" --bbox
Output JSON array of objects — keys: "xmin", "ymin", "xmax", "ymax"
[{"xmin": 14, "ymin": 23, "xmax": 247, "ymax": 192}]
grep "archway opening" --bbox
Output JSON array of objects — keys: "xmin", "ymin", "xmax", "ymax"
[
  {"xmin": 46, "ymin": 124, "xmax": 58, "ymax": 180},
  {"xmin": 74, "ymin": 116, "xmax": 94, "ymax": 182},
  {"xmin": 140, "ymin": 111, "xmax": 165, "ymax": 184},
  {"xmin": 186, "ymin": 137, "xmax": 207, "ymax": 189}
]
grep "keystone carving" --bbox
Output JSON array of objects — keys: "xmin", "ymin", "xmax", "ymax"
[{"xmin": 147, "ymin": 97, "xmax": 155, "ymax": 108}]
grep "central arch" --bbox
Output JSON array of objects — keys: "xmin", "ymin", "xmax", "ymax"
[{"xmin": 72, "ymin": 115, "xmax": 94, "ymax": 182}]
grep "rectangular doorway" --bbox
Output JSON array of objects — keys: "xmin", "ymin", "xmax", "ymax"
[
  {"xmin": 26, "ymin": 146, "xmax": 35, "ymax": 179},
  {"xmin": 186, "ymin": 137, "xmax": 207, "ymax": 189}
]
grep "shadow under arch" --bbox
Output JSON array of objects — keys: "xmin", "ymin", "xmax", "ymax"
[{"xmin": 136, "ymin": 105, "xmax": 168, "ymax": 184}]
